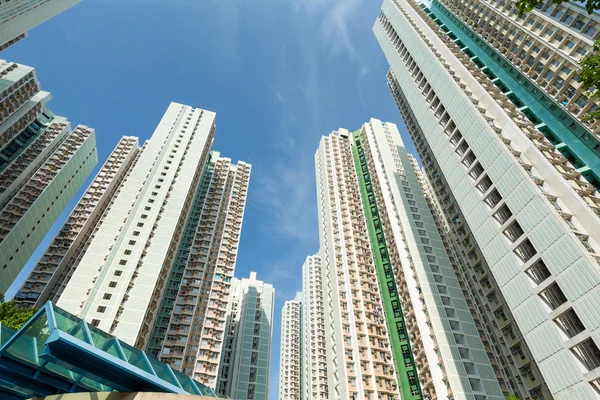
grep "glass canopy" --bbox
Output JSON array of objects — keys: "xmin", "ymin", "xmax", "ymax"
[{"xmin": 0, "ymin": 302, "xmax": 222, "ymax": 400}]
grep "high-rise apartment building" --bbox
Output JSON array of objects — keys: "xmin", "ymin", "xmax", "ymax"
[
  {"xmin": 150, "ymin": 151, "xmax": 251, "ymax": 389},
  {"xmin": 443, "ymin": 0, "xmax": 600, "ymax": 140},
  {"xmin": 0, "ymin": 59, "xmax": 97, "ymax": 294},
  {"xmin": 301, "ymin": 255, "xmax": 328, "ymax": 400},
  {"xmin": 314, "ymin": 119, "xmax": 503, "ymax": 400},
  {"xmin": 279, "ymin": 292, "xmax": 302, "ymax": 400},
  {"xmin": 15, "ymin": 102, "xmax": 251, "ymax": 391},
  {"xmin": 0, "ymin": 0, "xmax": 81, "ymax": 50},
  {"xmin": 55, "ymin": 103, "xmax": 217, "ymax": 344},
  {"xmin": 375, "ymin": 0, "xmax": 600, "ymax": 397},
  {"xmin": 216, "ymin": 272, "xmax": 274, "ymax": 400},
  {"xmin": 15, "ymin": 136, "xmax": 141, "ymax": 306}
]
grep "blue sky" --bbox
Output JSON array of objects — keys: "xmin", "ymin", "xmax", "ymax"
[{"xmin": 3, "ymin": 0, "xmax": 416, "ymax": 397}]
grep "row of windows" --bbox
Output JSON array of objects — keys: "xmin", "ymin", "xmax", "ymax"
[{"xmin": 385, "ymin": 5, "xmax": 600, "ymax": 386}]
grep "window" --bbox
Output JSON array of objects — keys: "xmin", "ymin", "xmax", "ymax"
[
  {"xmin": 525, "ymin": 259, "xmax": 551, "ymax": 284},
  {"xmin": 476, "ymin": 175, "xmax": 493, "ymax": 193},
  {"xmin": 493, "ymin": 204, "xmax": 512, "ymax": 224},
  {"xmin": 462, "ymin": 151, "xmax": 476, "ymax": 168},
  {"xmin": 141, "ymin": 214, "xmax": 148, "ymax": 219},
  {"xmin": 133, "ymin": 231, "xmax": 140, "ymax": 236},
  {"xmin": 576, "ymin": 234, "xmax": 595, "ymax": 253},
  {"xmin": 91, "ymin": 319, "xmax": 100, "ymax": 327},
  {"xmin": 144, "ymin": 206, "xmax": 151, "ymax": 211},
  {"xmin": 571, "ymin": 339, "xmax": 600, "ymax": 371},
  {"xmin": 114, "ymin": 270, "xmax": 123, "ymax": 276},
  {"xmin": 456, "ymin": 141, "xmax": 469, "ymax": 156},
  {"xmin": 539, "ymin": 282, "xmax": 567, "ymax": 310},
  {"xmin": 119, "ymin": 259, "xmax": 128, "ymax": 265},
  {"xmin": 554, "ymin": 308, "xmax": 585, "ymax": 338},
  {"xmin": 103, "ymin": 293, "xmax": 112, "ymax": 300},
  {"xmin": 129, "ymin": 240, "xmax": 136, "ymax": 245},
  {"xmin": 469, "ymin": 163, "xmax": 484, "ymax": 180},
  {"xmin": 108, "ymin": 281, "xmax": 118, "ymax": 288},
  {"xmin": 576, "ymin": 96, "xmax": 589, "ymax": 108},
  {"xmin": 483, "ymin": 189, "xmax": 502, "ymax": 209},
  {"xmin": 514, "ymin": 239, "xmax": 537, "ymax": 262},
  {"xmin": 503, "ymin": 221, "xmax": 524, "ymax": 242},
  {"xmin": 137, "ymin": 222, "xmax": 144, "ymax": 227},
  {"xmin": 97, "ymin": 306, "xmax": 106, "ymax": 313},
  {"xmin": 584, "ymin": 25, "xmax": 598, "ymax": 37}
]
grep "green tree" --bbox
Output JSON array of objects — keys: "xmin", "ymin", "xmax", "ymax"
[
  {"xmin": 0, "ymin": 292, "xmax": 36, "ymax": 331},
  {"xmin": 505, "ymin": 393, "xmax": 520, "ymax": 400},
  {"xmin": 516, "ymin": 0, "xmax": 600, "ymax": 123},
  {"xmin": 516, "ymin": 0, "xmax": 599, "ymax": 15},
  {"xmin": 578, "ymin": 39, "xmax": 600, "ymax": 123}
]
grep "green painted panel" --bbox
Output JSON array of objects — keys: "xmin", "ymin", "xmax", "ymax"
[{"xmin": 352, "ymin": 131, "xmax": 423, "ymax": 400}]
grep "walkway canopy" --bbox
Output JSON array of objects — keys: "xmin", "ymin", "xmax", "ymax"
[{"xmin": 0, "ymin": 302, "xmax": 221, "ymax": 399}]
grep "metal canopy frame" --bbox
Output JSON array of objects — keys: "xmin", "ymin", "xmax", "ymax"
[{"xmin": 0, "ymin": 302, "xmax": 221, "ymax": 399}]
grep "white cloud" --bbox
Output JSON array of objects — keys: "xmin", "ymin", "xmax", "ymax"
[
  {"xmin": 295, "ymin": 0, "xmax": 364, "ymax": 60},
  {"xmin": 275, "ymin": 91, "xmax": 285, "ymax": 103},
  {"xmin": 253, "ymin": 162, "xmax": 316, "ymax": 245}
]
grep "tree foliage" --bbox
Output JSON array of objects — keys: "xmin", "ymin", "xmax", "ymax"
[
  {"xmin": 516, "ymin": 0, "xmax": 600, "ymax": 15},
  {"xmin": 0, "ymin": 293, "xmax": 36, "ymax": 331},
  {"xmin": 579, "ymin": 39, "xmax": 600, "ymax": 123},
  {"xmin": 516, "ymin": 0, "xmax": 600, "ymax": 123},
  {"xmin": 505, "ymin": 394, "xmax": 520, "ymax": 400}
]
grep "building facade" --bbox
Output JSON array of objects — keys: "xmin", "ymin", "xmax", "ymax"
[
  {"xmin": 216, "ymin": 272, "xmax": 274, "ymax": 400},
  {"xmin": 315, "ymin": 120, "xmax": 504, "ymax": 400},
  {"xmin": 442, "ymin": 0, "xmax": 600, "ymax": 140},
  {"xmin": 150, "ymin": 152, "xmax": 251, "ymax": 389},
  {"xmin": 14, "ymin": 102, "xmax": 252, "ymax": 391},
  {"xmin": 15, "ymin": 136, "xmax": 141, "ymax": 307},
  {"xmin": 374, "ymin": 0, "xmax": 600, "ymax": 398},
  {"xmin": 0, "ymin": 0, "xmax": 81, "ymax": 50},
  {"xmin": 56, "ymin": 103, "xmax": 217, "ymax": 344},
  {"xmin": 279, "ymin": 293, "xmax": 302, "ymax": 400},
  {"xmin": 0, "ymin": 59, "xmax": 97, "ymax": 294},
  {"xmin": 301, "ymin": 255, "xmax": 328, "ymax": 400}
]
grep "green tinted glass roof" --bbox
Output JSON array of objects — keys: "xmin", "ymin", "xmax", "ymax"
[{"xmin": 0, "ymin": 302, "xmax": 223, "ymax": 399}]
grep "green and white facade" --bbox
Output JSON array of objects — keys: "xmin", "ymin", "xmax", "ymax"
[
  {"xmin": 375, "ymin": 0, "xmax": 600, "ymax": 398},
  {"xmin": 152, "ymin": 150, "xmax": 251, "ymax": 388},
  {"xmin": 56, "ymin": 103, "xmax": 217, "ymax": 348},
  {"xmin": 0, "ymin": 59, "xmax": 97, "ymax": 294},
  {"xmin": 314, "ymin": 119, "xmax": 502, "ymax": 400},
  {"xmin": 15, "ymin": 102, "xmax": 252, "ymax": 392},
  {"xmin": 0, "ymin": 0, "xmax": 81, "ymax": 50},
  {"xmin": 216, "ymin": 272, "xmax": 274, "ymax": 400}
]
